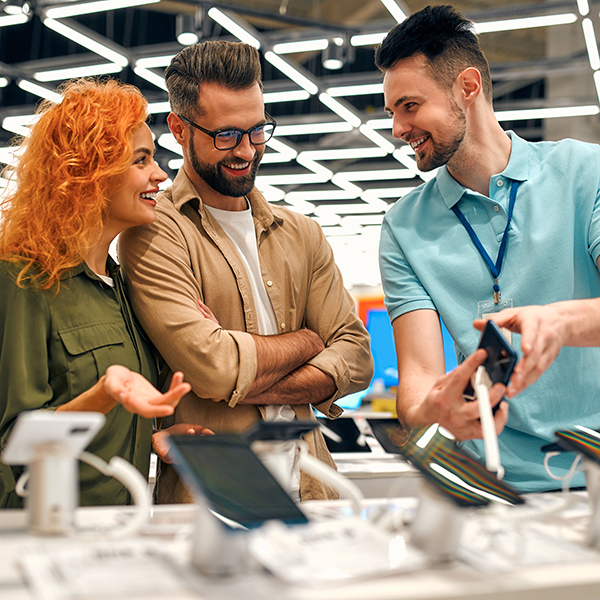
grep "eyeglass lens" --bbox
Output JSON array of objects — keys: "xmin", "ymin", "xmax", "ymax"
[{"xmin": 215, "ymin": 123, "xmax": 275, "ymax": 150}]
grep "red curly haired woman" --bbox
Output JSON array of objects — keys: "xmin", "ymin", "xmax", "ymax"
[{"xmin": 0, "ymin": 79, "xmax": 206, "ymax": 508}]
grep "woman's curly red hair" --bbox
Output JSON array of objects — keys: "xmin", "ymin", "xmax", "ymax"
[{"xmin": 0, "ymin": 78, "xmax": 148, "ymax": 289}]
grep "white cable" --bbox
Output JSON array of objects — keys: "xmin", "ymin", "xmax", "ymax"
[
  {"xmin": 544, "ymin": 451, "xmax": 583, "ymax": 494},
  {"xmin": 297, "ymin": 441, "xmax": 364, "ymax": 517},
  {"xmin": 473, "ymin": 365, "xmax": 504, "ymax": 479},
  {"xmin": 15, "ymin": 469, "xmax": 29, "ymax": 497},
  {"xmin": 79, "ymin": 451, "xmax": 151, "ymax": 538}
]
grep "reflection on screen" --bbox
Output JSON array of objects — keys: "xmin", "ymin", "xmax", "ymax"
[
  {"xmin": 168, "ymin": 435, "xmax": 308, "ymax": 529},
  {"xmin": 369, "ymin": 420, "xmax": 524, "ymax": 508},
  {"xmin": 555, "ymin": 426, "xmax": 600, "ymax": 463}
]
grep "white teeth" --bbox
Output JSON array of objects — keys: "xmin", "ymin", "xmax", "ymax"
[
  {"xmin": 410, "ymin": 137, "xmax": 426, "ymax": 151},
  {"xmin": 225, "ymin": 162, "xmax": 249, "ymax": 170},
  {"xmin": 140, "ymin": 192, "xmax": 157, "ymax": 199}
]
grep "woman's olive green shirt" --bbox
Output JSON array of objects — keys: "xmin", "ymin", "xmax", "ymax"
[{"xmin": 0, "ymin": 258, "xmax": 156, "ymax": 508}]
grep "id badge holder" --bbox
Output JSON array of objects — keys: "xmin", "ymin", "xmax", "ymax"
[{"xmin": 478, "ymin": 298, "xmax": 513, "ymax": 345}]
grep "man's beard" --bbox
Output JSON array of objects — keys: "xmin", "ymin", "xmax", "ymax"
[
  {"xmin": 189, "ymin": 131, "xmax": 262, "ymax": 198},
  {"xmin": 415, "ymin": 101, "xmax": 467, "ymax": 172}
]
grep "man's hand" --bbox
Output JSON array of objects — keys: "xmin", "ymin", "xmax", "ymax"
[
  {"xmin": 474, "ymin": 304, "xmax": 569, "ymax": 398},
  {"xmin": 152, "ymin": 423, "xmax": 215, "ymax": 463},
  {"xmin": 197, "ymin": 299, "xmax": 220, "ymax": 325},
  {"xmin": 406, "ymin": 349, "xmax": 509, "ymax": 441},
  {"xmin": 103, "ymin": 366, "xmax": 192, "ymax": 419}
]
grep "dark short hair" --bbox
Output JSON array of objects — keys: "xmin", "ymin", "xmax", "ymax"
[
  {"xmin": 165, "ymin": 40, "xmax": 263, "ymax": 118},
  {"xmin": 375, "ymin": 5, "xmax": 493, "ymax": 102}
]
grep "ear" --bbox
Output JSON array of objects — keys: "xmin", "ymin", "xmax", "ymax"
[
  {"xmin": 167, "ymin": 112, "xmax": 187, "ymax": 146},
  {"xmin": 455, "ymin": 67, "xmax": 482, "ymax": 106}
]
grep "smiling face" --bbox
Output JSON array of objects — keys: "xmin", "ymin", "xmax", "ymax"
[
  {"xmin": 383, "ymin": 54, "xmax": 467, "ymax": 172},
  {"xmin": 174, "ymin": 82, "xmax": 266, "ymax": 210},
  {"xmin": 105, "ymin": 123, "xmax": 167, "ymax": 233}
]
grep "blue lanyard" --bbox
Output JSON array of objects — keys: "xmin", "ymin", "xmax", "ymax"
[{"xmin": 451, "ymin": 180, "xmax": 519, "ymax": 304}]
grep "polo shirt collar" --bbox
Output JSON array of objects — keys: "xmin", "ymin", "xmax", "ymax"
[
  {"xmin": 437, "ymin": 130, "xmax": 530, "ymax": 209},
  {"xmin": 168, "ymin": 168, "xmax": 282, "ymax": 230}
]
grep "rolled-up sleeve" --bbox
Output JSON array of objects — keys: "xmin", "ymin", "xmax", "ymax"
[{"xmin": 119, "ymin": 210, "xmax": 257, "ymax": 405}]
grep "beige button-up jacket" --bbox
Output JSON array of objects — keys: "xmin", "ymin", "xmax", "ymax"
[{"xmin": 120, "ymin": 169, "xmax": 373, "ymax": 502}]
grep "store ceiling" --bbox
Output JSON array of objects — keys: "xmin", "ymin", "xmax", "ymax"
[{"xmin": 0, "ymin": 0, "xmax": 598, "ymax": 285}]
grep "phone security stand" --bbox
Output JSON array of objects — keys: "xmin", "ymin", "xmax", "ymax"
[
  {"xmin": 410, "ymin": 480, "xmax": 466, "ymax": 563},
  {"xmin": 2, "ymin": 411, "xmax": 150, "ymax": 537}
]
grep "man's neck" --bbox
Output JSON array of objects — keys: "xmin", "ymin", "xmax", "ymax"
[
  {"xmin": 185, "ymin": 165, "xmax": 247, "ymax": 212},
  {"xmin": 447, "ymin": 115, "xmax": 512, "ymax": 197}
]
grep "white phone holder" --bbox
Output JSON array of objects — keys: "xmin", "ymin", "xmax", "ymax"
[
  {"xmin": 2, "ymin": 411, "xmax": 150, "ymax": 537},
  {"xmin": 582, "ymin": 459, "xmax": 600, "ymax": 548}
]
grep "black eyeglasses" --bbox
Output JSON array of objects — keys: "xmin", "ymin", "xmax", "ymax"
[{"xmin": 178, "ymin": 112, "xmax": 277, "ymax": 150}]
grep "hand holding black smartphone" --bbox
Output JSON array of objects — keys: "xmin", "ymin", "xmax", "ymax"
[{"xmin": 463, "ymin": 320, "xmax": 518, "ymax": 406}]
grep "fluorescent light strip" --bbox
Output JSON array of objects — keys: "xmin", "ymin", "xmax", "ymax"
[
  {"xmin": 330, "ymin": 176, "xmax": 363, "ymax": 196},
  {"xmin": 342, "ymin": 214, "xmax": 384, "ymax": 227},
  {"xmin": 496, "ymin": 105, "xmax": 600, "ymax": 120},
  {"xmin": 379, "ymin": 0, "xmax": 406, "ymax": 23},
  {"xmin": 284, "ymin": 197, "xmax": 316, "ymax": 215},
  {"xmin": 367, "ymin": 118, "xmax": 393, "ymax": 130},
  {"xmin": 147, "ymin": 101, "xmax": 171, "ymax": 114},
  {"xmin": 43, "ymin": 18, "xmax": 129, "ymax": 67},
  {"xmin": 362, "ymin": 186, "xmax": 416, "ymax": 200},
  {"xmin": 257, "ymin": 173, "xmax": 329, "ymax": 186},
  {"xmin": 316, "ymin": 202, "xmax": 386, "ymax": 215},
  {"xmin": 359, "ymin": 124, "xmax": 395, "ymax": 153},
  {"xmin": 136, "ymin": 55, "xmax": 174, "ymax": 68},
  {"xmin": 263, "ymin": 90, "xmax": 310, "ymax": 104},
  {"xmin": 264, "ymin": 51, "xmax": 318, "ymax": 95},
  {"xmin": 290, "ymin": 190, "xmax": 360, "ymax": 202},
  {"xmin": 318, "ymin": 93, "xmax": 361, "ymax": 127},
  {"xmin": 351, "ymin": 32, "xmax": 386, "ymax": 47},
  {"xmin": 18, "ymin": 80, "xmax": 62, "ymax": 103},
  {"xmin": 339, "ymin": 168, "xmax": 415, "ymax": 182},
  {"xmin": 272, "ymin": 39, "xmax": 328, "ymax": 54},
  {"xmin": 2, "ymin": 114, "xmax": 40, "ymax": 136},
  {"xmin": 168, "ymin": 159, "xmax": 183, "ymax": 170},
  {"xmin": 300, "ymin": 148, "xmax": 387, "ymax": 161},
  {"xmin": 34, "ymin": 63, "xmax": 122, "ymax": 82},
  {"xmin": 475, "ymin": 13, "xmax": 577, "ymax": 34},
  {"xmin": 594, "ymin": 72, "xmax": 600, "ymax": 104},
  {"xmin": 296, "ymin": 155, "xmax": 333, "ymax": 179},
  {"xmin": 578, "ymin": 0, "xmax": 590, "ymax": 16},
  {"xmin": 582, "ymin": 18, "xmax": 600, "ymax": 70},
  {"xmin": 274, "ymin": 122, "xmax": 353, "ymax": 136},
  {"xmin": 327, "ymin": 83, "xmax": 383, "ymax": 97},
  {"xmin": 207, "ymin": 7, "xmax": 261, "ymax": 49},
  {"xmin": 157, "ymin": 133, "xmax": 182, "ymax": 155},
  {"xmin": 45, "ymin": 0, "xmax": 160, "ymax": 19},
  {"xmin": 133, "ymin": 66, "xmax": 167, "ymax": 91},
  {"xmin": 0, "ymin": 78, "xmax": 8, "ymax": 88},
  {"xmin": 0, "ymin": 13, "xmax": 29, "ymax": 27},
  {"xmin": 265, "ymin": 137, "xmax": 297, "ymax": 158}
]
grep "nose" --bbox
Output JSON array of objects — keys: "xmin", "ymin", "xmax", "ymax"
[
  {"xmin": 152, "ymin": 160, "xmax": 168, "ymax": 185},
  {"xmin": 392, "ymin": 115, "xmax": 411, "ymax": 141},
  {"xmin": 232, "ymin": 132, "xmax": 256, "ymax": 161}
]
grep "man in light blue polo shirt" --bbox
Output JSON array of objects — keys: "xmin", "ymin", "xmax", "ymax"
[{"xmin": 376, "ymin": 5, "xmax": 600, "ymax": 492}]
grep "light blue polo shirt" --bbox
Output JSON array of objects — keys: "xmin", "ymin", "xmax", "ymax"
[{"xmin": 380, "ymin": 131, "xmax": 600, "ymax": 492}]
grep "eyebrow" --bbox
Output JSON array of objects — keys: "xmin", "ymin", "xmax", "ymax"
[
  {"xmin": 384, "ymin": 95, "xmax": 419, "ymax": 113},
  {"xmin": 133, "ymin": 147, "xmax": 156, "ymax": 157}
]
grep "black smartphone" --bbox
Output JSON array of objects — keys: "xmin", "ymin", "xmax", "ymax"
[
  {"xmin": 369, "ymin": 421, "xmax": 524, "ymax": 508},
  {"xmin": 316, "ymin": 417, "xmax": 371, "ymax": 453},
  {"xmin": 167, "ymin": 434, "xmax": 309, "ymax": 529},
  {"xmin": 242, "ymin": 420, "xmax": 318, "ymax": 443},
  {"xmin": 553, "ymin": 427, "xmax": 600, "ymax": 464},
  {"xmin": 463, "ymin": 320, "xmax": 518, "ymax": 404}
]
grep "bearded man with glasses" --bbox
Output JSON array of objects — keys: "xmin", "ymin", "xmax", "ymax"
[{"xmin": 119, "ymin": 40, "xmax": 373, "ymax": 504}]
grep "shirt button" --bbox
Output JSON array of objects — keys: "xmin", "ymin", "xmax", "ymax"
[
  {"xmin": 266, "ymin": 280, "xmax": 273, "ymax": 287},
  {"xmin": 280, "ymin": 323, "xmax": 285, "ymax": 330},
  {"xmin": 497, "ymin": 180, "xmax": 503, "ymax": 187},
  {"xmin": 493, "ymin": 205, "xmax": 500, "ymax": 212}
]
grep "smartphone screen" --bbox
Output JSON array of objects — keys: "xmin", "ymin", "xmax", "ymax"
[
  {"xmin": 168, "ymin": 434, "xmax": 308, "ymax": 529},
  {"xmin": 554, "ymin": 427, "xmax": 600, "ymax": 464},
  {"xmin": 368, "ymin": 419, "xmax": 524, "ymax": 508},
  {"xmin": 317, "ymin": 417, "xmax": 372, "ymax": 453}
]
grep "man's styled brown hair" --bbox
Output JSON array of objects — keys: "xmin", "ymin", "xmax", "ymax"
[{"xmin": 165, "ymin": 40, "xmax": 263, "ymax": 118}]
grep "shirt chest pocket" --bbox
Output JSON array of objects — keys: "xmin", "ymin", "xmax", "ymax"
[{"xmin": 58, "ymin": 323, "xmax": 132, "ymax": 398}]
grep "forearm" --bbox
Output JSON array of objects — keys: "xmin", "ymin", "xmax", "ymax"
[
  {"xmin": 551, "ymin": 297, "xmax": 600, "ymax": 346},
  {"xmin": 240, "ymin": 364, "xmax": 336, "ymax": 405},
  {"xmin": 247, "ymin": 329, "xmax": 324, "ymax": 396},
  {"xmin": 55, "ymin": 376, "xmax": 116, "ymax": 414}
]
